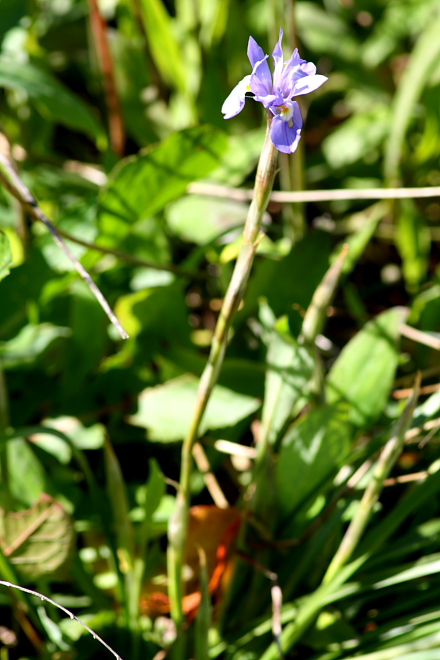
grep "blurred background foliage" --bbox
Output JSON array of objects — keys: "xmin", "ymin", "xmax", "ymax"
[{"xmin": 1, "ymin": 0, "xmax": 440, "ymax": 659}]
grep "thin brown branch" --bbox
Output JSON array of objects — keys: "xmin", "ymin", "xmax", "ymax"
[
  {"xmin": 0, "ymin": 149, "xmax": 129, "ymax": 340},
  {"xmin": 405, "ymin": 417, "xmax": 440, "ymax": 442},
  {"xmin": 394, "ymin": 383, "xmax": 440, "ymax": 399},
  {"xmin": 394, "ymin": 365, "xmax": 440, "ymax": 387},
  {"xmin": 383, "ymin": 471, "xmax": 428, "ymax": 486},
  {"xmin": 88, "ymin": 0, "xmax": 125, "ymax": 155},
  {"xmin": 192, "ymin": 442, "xmax": 229, "ymax": 509},
  {"xmin": 188, "ymin": 181, "xmax": 440, "ymax": 204},
  {"xmin": 400, "ymin": 323, "xmax": 440, "ymax": 350}
]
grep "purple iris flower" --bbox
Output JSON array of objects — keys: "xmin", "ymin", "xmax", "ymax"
[{"xmin": 222, "ymin": 29, "xmax": 328, "ymax": 154}]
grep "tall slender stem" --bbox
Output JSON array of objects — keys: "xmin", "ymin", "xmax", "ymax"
[{"xmin": 167, "ymin": 123, "xmax": 278, "ymax": 627}]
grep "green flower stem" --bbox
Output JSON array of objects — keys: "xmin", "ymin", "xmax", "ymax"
[{"xmin": 167, "ymin": 123, "xmax": 278, "ymax": 628}]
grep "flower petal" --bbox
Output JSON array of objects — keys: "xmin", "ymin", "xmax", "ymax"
[
  {"xmin": 293, "ymin": 73, "xmax": 328, "ymax": 97},
  {"xmin": 270, "ymin": 102, "xmax": 303, "ymax": 154},
  {"xmin": 221, "ymin": 75, "xmax": 252, "ymax": 119},
  {"xmin": 250, "ymin": 56, "xmax": 273, "ymax": 98},
  {"xmin": 276, "ymin": 48, "xmax": 305, "ymax": 97},
  {"xmin": 247, "ymin": 36, "xmax": 266, "ymax": 67},
  {"xmin": 272, "ymin": 28, "xmax": 284, "ymax": 88},
  {"xmin": 248, "ymin": 39, "xmax": 272, "ymax": 92}
]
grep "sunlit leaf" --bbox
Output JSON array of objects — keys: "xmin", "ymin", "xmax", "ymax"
[
  {"xmin": 128, "ymin": 374, "xmax": 260, "ymax": 442},
  {"xmin": 276, "ymin": 403, "xmax": 352, "ymax": 518},
  {"xmin": 326, "ymin": 308, "xmax": 408, "ymax": 427},
  {"xmin": 98, "ymin": 126, "xmax": 228, "ymax": 242}
]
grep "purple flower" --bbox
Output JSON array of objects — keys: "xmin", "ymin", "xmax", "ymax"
[{"xmin": 222, "ymin": 29, "xmax": 328, "ymax": 154}]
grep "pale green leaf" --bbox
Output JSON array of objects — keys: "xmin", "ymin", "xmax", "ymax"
[
  {"xmin": 326, "ymin": 308, "xmax": 408, "ymax": 427},
  {"xmin": 260, "ymin": 302, "xmax": 314, "ymax": 448},
  {"xmin": 0, "ymin": 323, "xmax": 70, "ymax": 368},
  {"xmin": 128, "ymin": 374, "xmax": 260, "ymax": 442},
  {"xmin": 276, "ymin": 403, "xmax": 352, "ymax": 518},
  {"xmin": 166, "ymin": 194, "xmax": 248, "ymax": 244},
  {"xmin": 98, "ymin": 126, "xmax": 228, "ymax": 241}
]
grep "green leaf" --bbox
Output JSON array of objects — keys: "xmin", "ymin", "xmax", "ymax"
[
  {"xmin": 0, "ymin": 493, "xmax": 75, "ymax": 581},
  {"xmin": 237, "ymin": 232, "xmax": 332, "ymax": 337},
  {"xmin": 0, "ymin": 323, "xmax": 70, "ymax": 368},
  {"xmin": 138, "ymin": 0, "xmax": 188, "ymax": 95},
  {"xmin": 260, "ymin": 302, "xmax": 314, "ymax": 448},
  {"xmin": 331, "ymin": 203, "xmax": 386, "ymax": 277},
  {"xmin": 114, "ymin": 281, "xmax": 191, "ymax": 348},
  {"xmin": 98, "ymin": 126, "xmax": 228, "ymax": 241},
  {"xmin": 166, "ymin": 194, "xmax": 248, "ymax": 244},
  {"xmin": 0, "ymin": 59, "xmax": 103, "ymax": 142},
  {"xmin": 128, "ymin": 374, "xmax": 260, "ymax": 442},
  {"xmin": 104, "ymin": 437, "xmax": 135, "ymax": 567},
  {"xmin": 296, "ymin": 2, "xmax": 360, "ymax": 62},
  {"xmin": 0, "ymin": 231, "xmax": 13, "ymax": 281},
  {"xmin": 142, "ymin": 460, "xmax": 166, "ymax": 525},
  {"xmin": 323, "ymin": 104, "xmax": 390, "ymax": 169},
  {"xmin": 326, "ymin": 308, "xmax": 408, "ymax": 427},
  {"xmin": 6, "ymin": 438, "xmax": 47, "ymax": 506},
  {"xmin": 384, "ymin": 9, "xmax": 440, "ymax": 184},
  {"xmin": 396, "ymin": 200, "xmax": 431, "ymax": 292},
  {"xmin": 208, "ymin": 128, "xmax": 266, "ymax": 186},
  {"xmin": 276, "ymin": 403, "xmax": 352, "ymax": 518}
]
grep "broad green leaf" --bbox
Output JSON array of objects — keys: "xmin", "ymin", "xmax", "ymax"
[
  {"xmin": 0, "ymin": 59, "xmax": 103, "ymax": 142},
  {"xmin": 384, "ymin": 9, "xmax": 440, "ymax": 184},
  {"xmin": 326, "ymin": 308, "xmax": 408, "ymax": 427},
  {"xmin": 114, "ymin": 282, "xmax": 190, "ymax": 348},
  {"xmin": 276, "ymin": 403, "xmax": 352, "ymax": 518},
  {"xmin": 98, "ymin": 126, "xmax": 228, "ymax": 241},
  {"xmin": 29, "ymin": 417, "xmax": 106, "ymax": 464},
  {"xmin": 128, "ymin": 374, "xmax": 260, "ymax": 442},
  {"xmin": 0, "ymin": 323, "xmax": 70, "ymax": 368},
  {"xmin": 260, "ymin": 302, "xmax": 314, "ymax": 448},
  {"xmin": 166, "ymin": 194, "xmax": 248, "ymax": 244},
  {"xmin": 0, "ymin": 493, "xmax": 74, "ymax": 581},
  {"xmin": 0, "ymin": 231, "xmax": 13, "ymax": 281},
  {"xmin": 7, "ymin": 438, "xmax": 46, "ymax": 506}
]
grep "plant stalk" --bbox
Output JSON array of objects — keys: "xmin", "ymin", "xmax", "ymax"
[{"xmin": 167, "ymin": 123, "xmax": 278, "ymax": 627}]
